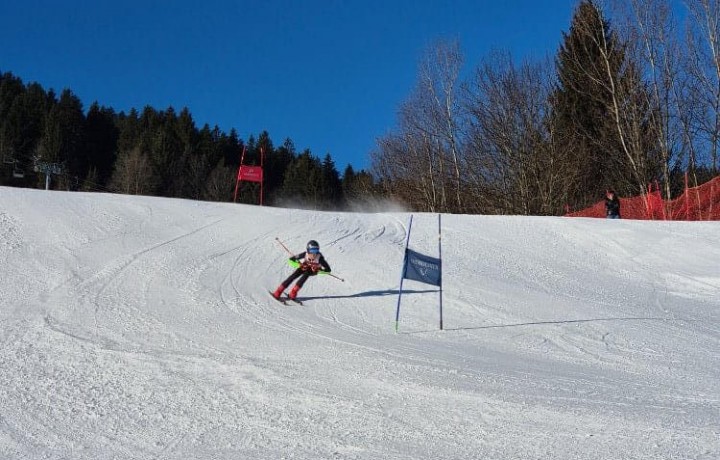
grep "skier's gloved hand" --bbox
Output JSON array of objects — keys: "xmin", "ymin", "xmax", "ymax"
[{"xmin": 288, "ymin": 258, "xmax": 301, "ymax": 269}]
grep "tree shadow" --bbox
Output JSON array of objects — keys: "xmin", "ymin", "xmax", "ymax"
[
  {"xmin": 402, "ymin": 316, "xmax": 682, "ymax": 335},
  {"xmin": 299, "ymin": 289, "xmax": 438, "ymax": 301}
]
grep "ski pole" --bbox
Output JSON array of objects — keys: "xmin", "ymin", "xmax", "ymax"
[
  {"xmin": 275, "ymin": 237, "xmax": 294, "ymax": 256},
  {"xmin": 320, "ymin": 272, "xmax": 345, "ymax": 282}
]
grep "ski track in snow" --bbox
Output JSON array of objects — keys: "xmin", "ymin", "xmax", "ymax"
[{"xmin": 1, "ymin": 187, "xmax": 719, "ymax": 459}]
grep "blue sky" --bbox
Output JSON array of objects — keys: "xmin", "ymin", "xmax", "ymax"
[{"xmin": 1, "ymin": 0, "xmax": 577, "ymax": 170}]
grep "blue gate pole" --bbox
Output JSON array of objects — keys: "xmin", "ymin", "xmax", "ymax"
[
  {"xmin": 395, "ymin": 215, "xmax": 414, "ymax": 332},
  {"xmin": 438, "ymin": 213, "xmax": 443, "ymax": 330}
]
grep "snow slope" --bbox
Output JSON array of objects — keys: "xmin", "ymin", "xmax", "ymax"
[{"xmin": 1, "ymin": 187, "xmax": 718, "ymax": 459}]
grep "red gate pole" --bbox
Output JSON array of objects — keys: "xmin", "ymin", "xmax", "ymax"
[
  {"xmin": 240, "ymin": 145, "xmax": 247, "ymax": 165},
  {"xmin": 260, "ymin": 147, "xmax": 265, "ymax": 206},
  {"xmin": 233, "ymin": 145, "xmax": 247, "ymax": 203},
  {"xmin": 685, "ymin": 172, "xmax": 690, "ymax": 220}
]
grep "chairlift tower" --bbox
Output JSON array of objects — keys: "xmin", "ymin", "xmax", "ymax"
[{"xmin": 34, "ymin": 162, "xmax": 64, "ymax": 190}]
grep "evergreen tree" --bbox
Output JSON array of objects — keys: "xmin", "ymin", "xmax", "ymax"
[
  {"xmin": 84, "ymin": 102, "xmax": 119, "ymax": 188},
  {"xmin": 36, "ymin": 97, "xmax": 63, "ymax": 178},
  {"xmin": 0, "ymin": 80, "xmax": 49, "ymax": 184},
  {"xmin": 320, "ymin": 153, "xmax": 342, "ymax": 207},
  {"xmin": 20, "ymin": 83, "xmax": 50, "ymax": 165},
  {"xmin": 281, "ymin": 149, "xmax": 323, "ymax": 207},
  {"xmin": 0, "ymin": 72, "xmax": 25, "ymax": 163},
  {"xmin": 342, "ymin": 164, "xmax": 357, "ymax": 202},
  {"xmin": 550, "ymin": 0, "xmax": 640, "ymax": 206},
  {"xmin": 253, "ymin": 131, "xmax": 273, "ymax": 166},
  {"xmin": 170, "ymin": 107, "xmax": 198, "ymax": 197},
  {"xmin": 116, "ymin": 108, "xmax": 141, "ymax": 154},
  {"xmin": 1, "ymin": 93, "xmax": 27, "ymax": 177},
  {"xmin": 223, "ymin": 128, "xmax": 242, "ymax": 167},
  {"xmin": 264, "ymin": 137, "xmax": 296, "ymax": 204},
  {"xmin": 60, "ymin": 90, "xmax": 86, "ymax": 180},
  {"xmin": 38, "ymin": 89, "xmax": 86, "ymax": 189}
]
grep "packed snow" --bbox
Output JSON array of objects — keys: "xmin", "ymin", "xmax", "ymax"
[{"xmin": 1, "ymin": 187, "xmax": 718, "ymax": 459}]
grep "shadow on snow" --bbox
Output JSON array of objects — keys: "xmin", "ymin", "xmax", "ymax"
[
  {"xmin": 402, "ymin": 316, "xmax": 693, "ymax": 335},
  {"xmin": 299, "ymin": 289, "xmax": 438, "ymax": 301}
]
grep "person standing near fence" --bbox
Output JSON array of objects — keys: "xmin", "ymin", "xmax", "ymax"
[{"xmin": 605, "ymin": 190, "xmax": 621, "ymax": 219}]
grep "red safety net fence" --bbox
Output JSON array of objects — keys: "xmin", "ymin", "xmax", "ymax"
[{"xmin": 565, "ymin": 175, "xmax": 720, "ymax": 220}]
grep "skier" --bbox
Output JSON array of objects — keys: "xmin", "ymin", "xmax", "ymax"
[
  {"xmin": 605, "ymin": 189, "xmax": 621, "ymax": 219},
  {"xmin": 272, "ymin": 240, "xmax": 331, "ymax": 300}
]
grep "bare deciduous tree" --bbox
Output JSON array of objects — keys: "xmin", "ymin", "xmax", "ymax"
[
  {"xmin": 685, "ymin": 0, "xmax": 720, "ymax": 175},
  {"xmin": 611, "ymin": 0, "xmax": 686, "ymax": 200},
  {"xmin": 371, "ymin": 130, "xmax": 442, "ymax": 212},
  {"xmin": 418, "ymin": 40, "xmax": 465, "ymax": 212},
  {"xmin": 110, "ymin": 146, "xmax": 155, "ymax": 195},
  {"xmin": 465, "ymin": 52, "xmax": 572, "ymax": 215},
  {"xmin": 202, "ymin": 160, "xmax": 234, "ymax": 202},
  {"xmin": 373, "ymin": 40, "xmax": 465, "ymax": 213}
]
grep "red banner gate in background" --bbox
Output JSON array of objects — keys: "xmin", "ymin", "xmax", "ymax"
[{"xmin": 233, "ymin": 146, "xmax": 265, "ymax": 205}]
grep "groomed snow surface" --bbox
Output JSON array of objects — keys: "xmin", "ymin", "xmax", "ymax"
[{"xmin": 1, "ymin": 187, "xmax": 718, "ymax": 460}]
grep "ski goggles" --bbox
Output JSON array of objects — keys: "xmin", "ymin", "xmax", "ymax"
[{"xmin": 307, "ymin": 247, "xmax": 320, "ymax": 254}]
